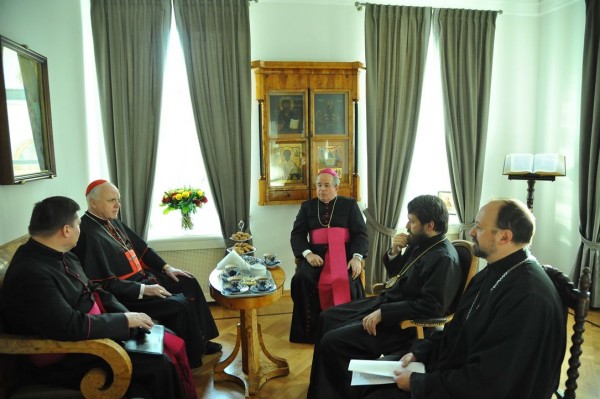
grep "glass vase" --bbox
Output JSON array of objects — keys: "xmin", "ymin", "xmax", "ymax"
[{"xmin": 181, "ymin": 212, "xmax": 194, "ymax": 230}]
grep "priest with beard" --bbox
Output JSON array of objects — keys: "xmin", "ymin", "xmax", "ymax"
[
  {"xmin": 362, "ymin": 199, "xmax": 566, "ymax": 399},
  {"xmin": 307, "ymin": 194, "xmax": 462, "ymax": 399}
]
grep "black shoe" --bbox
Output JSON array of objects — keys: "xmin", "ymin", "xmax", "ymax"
[{"xmin": 205, "ymin": 341, "xmax": 222, "ymax": 354}]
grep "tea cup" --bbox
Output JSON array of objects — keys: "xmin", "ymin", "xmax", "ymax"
[
  {"xmin": 224, "ymin": 264, "xmax": 240, "ymax": 277},
  {"xmin": 263, "ymin": 253, "xmax": 277, "ymax": 265},
  {"xmin": 227, "ymin": 276, "xmax": 243, "ymax": 292},
  {"xmin": 255, "ymin": 276, "xmax": 271, "ymax": 291}
]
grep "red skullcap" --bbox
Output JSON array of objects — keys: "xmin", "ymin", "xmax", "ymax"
[
  {"xmin": 318, "ymin": 168, "xmax": 338, "ymax": 178},
  {"xmin": 85, "ymin": 179, "xmax": 108, "ymax": 196}
]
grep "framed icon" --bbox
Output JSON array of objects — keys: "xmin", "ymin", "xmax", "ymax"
[
  {"xmin": 268, "ymin": 141, "xmax": 307, "ymax": 187},
  {"xmin": 438, "ymin": 191, "xmax": 456, "ymax": 215},
  {"xmin": 313, "ymin": 91, "xmax": 348, "ymax": 135},
  {"xmin": 267, "ymin": 91, "xmax": 306, "ymax": 136},
  {"xmin": 313, "ymin": 140, "xmax": 348, "ymax": 184}
]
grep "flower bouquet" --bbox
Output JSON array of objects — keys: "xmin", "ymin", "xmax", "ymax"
[{"xmin": 160, "ymin": 187, "xmax": 208, "ymax": 230}]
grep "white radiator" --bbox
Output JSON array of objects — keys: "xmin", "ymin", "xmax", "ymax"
[{"xmin": 154, "ymin": 248, "xmax": 225, "ymax": 302}]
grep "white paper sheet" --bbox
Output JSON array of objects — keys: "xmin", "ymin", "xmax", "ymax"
[
  {"xmin": 216, "ymin": 250, "xmax": 250, "ymax": 272},
  {"xmin": 348, "ymin": 359, "xmax": 425, "ymax": 386}
]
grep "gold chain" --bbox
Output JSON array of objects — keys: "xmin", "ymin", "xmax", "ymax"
[
  {"xmin": 83, "ymin": 213, "xmax": 131, "ymax": 252},
  {"xmin": 384, "ymin": 237, "xmax": 448, "ymax": 289},
  {"xmin": 317, "ymin": 196, "xmax": 338, "ymax": 228}
]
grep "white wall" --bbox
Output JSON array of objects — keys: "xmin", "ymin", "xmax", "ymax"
[
  {"xmin": 248, "ymin": 2, "xmax": 367, "ymax": 283},
  {"xmin": 0, "ymin": 0, "xmax": 90, "ymax": 243},
  {"xmin": 0, "ymin": 0, "xmax": 586, "ymax": 282},
  {"xmin": 532, "ymin": 1, "xmax": 584, "ymax": 270}
]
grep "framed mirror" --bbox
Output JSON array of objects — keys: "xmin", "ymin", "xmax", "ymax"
[{"xmin": 0, "ymin": 35, "xmax": 56, "ymax": 185}]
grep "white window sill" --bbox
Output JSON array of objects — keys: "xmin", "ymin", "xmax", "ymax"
[{"xmin": 148, "ymin": 235, "xmax": 225, "ymax": 251}]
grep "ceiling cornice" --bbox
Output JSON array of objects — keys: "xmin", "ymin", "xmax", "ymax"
[{"xmin": 256, "ymin": 0, "xmax": 582, "ymax": 17}]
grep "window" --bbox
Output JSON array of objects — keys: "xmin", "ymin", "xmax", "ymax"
[
  {"xmin": 146, "ymin": 24, "xmax": 222, "ymax": 241},
  {"xmin": 397, "ymin": 35, "xmax": 456, "ymax": 229}
]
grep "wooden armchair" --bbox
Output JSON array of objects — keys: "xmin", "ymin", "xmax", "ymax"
[
  {"xmin": 542, "ymin": 264, "xmax": 591, "ymax": 399},
  {"xmin": 0, "ymin": 235, "xmax": 132, "ymax": 399},
  {"xmin": 372, "ymin": 239, "xmax": 479, "ymax": 338}
]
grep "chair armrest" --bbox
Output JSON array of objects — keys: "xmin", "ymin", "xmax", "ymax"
[
  {"xmin": 400, "ymin": 316, "xmax": 453, "ymax": 328},
  {"xmin": 372, "ymin": 283, "xmax": 385, "ymax": 295},
  {"xmin": 0, "ymin": 334, "xmax": 132, "ymax": 399},
  {"xmin": 400, "ymin": 315, "xmax": 454, "ymax": 339}
]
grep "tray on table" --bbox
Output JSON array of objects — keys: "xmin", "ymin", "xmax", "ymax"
[
  {"xmin": 215, "ymin": 269, "xmax": 277, "ymax": 297},
  {"xmin": 242, "ymin": 255, "xmax": 282, "ymax": 268}
]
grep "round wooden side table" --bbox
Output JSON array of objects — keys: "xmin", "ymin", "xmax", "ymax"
[{"xmin": 209, "ymin": 266, "xmax": 289, "ymax": 398}]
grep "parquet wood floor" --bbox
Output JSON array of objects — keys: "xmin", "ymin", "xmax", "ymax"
[{"xmin": 194, "ymin": 294, "xmax": 600, "ymax": 399}]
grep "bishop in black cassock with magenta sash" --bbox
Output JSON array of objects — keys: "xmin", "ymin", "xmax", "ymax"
[
  {"xmin": 71, "ymin": 180, "xmax": 219, "ymax": 368},
  {"xmin": 289, "ymin": 169, "xmax": 369, "ymax": 343}
]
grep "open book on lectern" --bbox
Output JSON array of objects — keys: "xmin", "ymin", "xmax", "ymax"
[{"xmin": 502, "ymin": 153, "xmax": 566, "ymax": 176}]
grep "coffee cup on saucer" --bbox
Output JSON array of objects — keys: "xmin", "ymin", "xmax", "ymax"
[
  {"xmin": 224, "ymin": 264, "xmax": 240, "ymax": 277},
  {"xmin": 255, "ymin": 276, "xmax": 271, "ymax": 291},
  {"xmin": 227, "ymin": 276, "xmax": 243, "ymax": 292},
  {"xmin": 263, "ymin": 253, "xmax": 277, "ymax": 266}
]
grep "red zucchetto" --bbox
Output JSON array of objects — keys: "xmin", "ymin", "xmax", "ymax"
[{"xmin": 85, "ymin": 179, "xmax": 108, "ymax": 196}]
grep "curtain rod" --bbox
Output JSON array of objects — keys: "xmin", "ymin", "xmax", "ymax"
[{"xmin": 354, "ymin": 2, "xmax": 503, "ymax": 14}]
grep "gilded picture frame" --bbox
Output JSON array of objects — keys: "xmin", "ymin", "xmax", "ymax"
[
  {"xmin": 268, "ymin": 141, "xmax": 307, "ymax": 187},
  {"xmin": 313, "ymin": 140, "xmax": 348, "ymax": 184},
  {"xmin": 438, "ymin": 191, "xmax": 456, "ymax": 215},
  {"xmin": 312, "ymin": 91, "xmax": 348, "ymax": 136},
  {"xmin": 267, "ymin": 91, "xmax": 306, "ymax": 136}
]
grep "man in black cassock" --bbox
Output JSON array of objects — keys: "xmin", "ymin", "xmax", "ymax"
[
  {"xmin": 1, "ymin": 196, "xmax": 186, "ymax": 398},
  {"xmin": 71, "ymin": 180, "xmax": 220, "ymax": 368},
  {"xmin": 307, "ymin": 194, "xmax": 462, "ymax": 399},
  {"xmin": 362, "ymin": 199, "xmax": 567, "ymax": 399},
  {"xmin": 290, "ymin": 168, "xmax": 369, "ymax": 343}
]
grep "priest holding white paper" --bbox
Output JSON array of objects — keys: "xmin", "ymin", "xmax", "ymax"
[{"xmin": 361, "ymin": 200, "xmax": 566, "ymax": 399}]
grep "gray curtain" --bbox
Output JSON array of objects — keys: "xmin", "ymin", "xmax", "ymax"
[
  {"xmin": 173, "ymin": 0, "xmax": 252, "ymax": 239},
  {"xmin": 364, "ymin": 5, "xmax": 431, "ymax": 291},
  {"xmin": 572, "ymin": 0, "xmax": 600, "ymax": 308},
  {"xmin": 91, "ymin": 0, "xmax": 171, "ymax": 237},
  {"xmin": 434, "ymin": 9, "xmax": 498, "ymax": 239}
]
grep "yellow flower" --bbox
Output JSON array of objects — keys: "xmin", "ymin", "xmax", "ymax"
[
  {"xmin": 182, "ymin": 191, "xmax": 190, "ymax": 198},
  {"xmin": 197, "ymin": 190, "xmax": 203, "ymax": 196},
  {"xmin": 175, "ymin": 193, "xmax": 183, "ymax": 201}
]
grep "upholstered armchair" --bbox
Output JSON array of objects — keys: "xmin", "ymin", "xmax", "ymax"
[{"xmin": 0, "ymin": 235, "xmax": 132, "ymax": 399}]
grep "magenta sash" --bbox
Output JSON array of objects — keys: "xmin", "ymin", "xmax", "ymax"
[
  {"xmin": 310, "ymin": 227, "xmax": 351, "ymax": 309},
  {"xmin": 164, "ymin": 332, "xmax": 198, "ymax": 399}
]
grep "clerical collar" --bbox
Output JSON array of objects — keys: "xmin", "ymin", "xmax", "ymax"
[
  {"xmin": 318, "ymin": 196, "xmax": 337, "ymax": 206},
  {"xmin": 27, "ymin": 238, "xmax": 66, "ymax": 258},
  {"xmin": 484, "ymin": 248, "xmax": 532, "ymax": 279},
  {"xmin": 85, "ymin": 211, "xmax": 110, "ymax": 224}
]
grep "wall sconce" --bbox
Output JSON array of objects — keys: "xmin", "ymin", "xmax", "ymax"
[{"xmin": 503, "ymin": 153, "xmax": 566, "ymax": 211}]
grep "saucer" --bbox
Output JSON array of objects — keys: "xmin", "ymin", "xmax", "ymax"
[
  {"xmin": 222, "ymin": 285, "xmax": 249, "ymax": 295},
  {"xmin": 221, "ymin": 270, "xmax": 241, "ymax": 281},
  {"xmin": 242, "ymin": 255, "xmax": 261, "ymax": 265},
  {"xmin": 249, "ymin": 283, "xmax": 276, "ymax": 294},
  {"xmin": 264, "ymin": 260, "xmax": 281, "ymax": 268}
]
